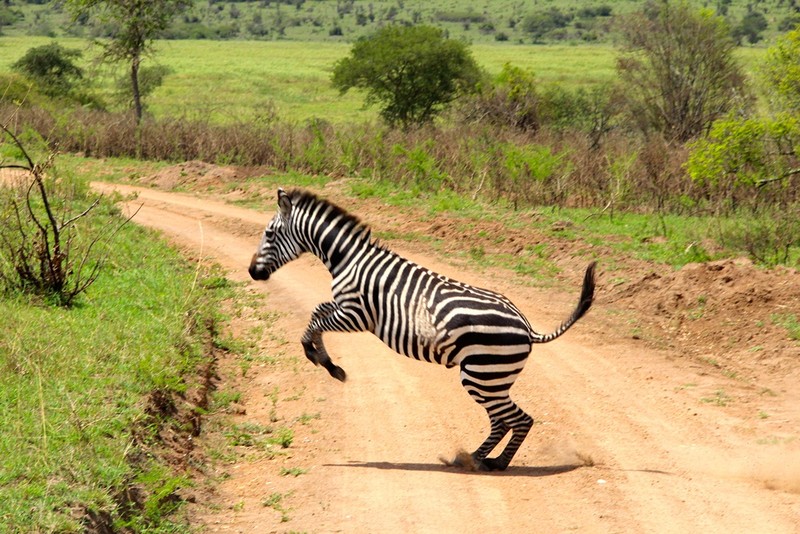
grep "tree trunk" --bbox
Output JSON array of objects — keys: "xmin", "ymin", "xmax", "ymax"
[{"xmin": 131, "ymin": 55, "xmax": 142, "ymax": 124}]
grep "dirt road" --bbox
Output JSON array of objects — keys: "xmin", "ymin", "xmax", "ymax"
[{"xmin": 94, "ymin": 181, "xmax": 800, "ymax": 533}]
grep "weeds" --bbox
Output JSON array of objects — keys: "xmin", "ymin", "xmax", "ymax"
[
  {"xmin": 771, "ymin": 313, "xmax": 800, "ymax": 341},
  {"xmin": 225, "ymin": 422, "xmax": 294, "ymax": 450},
  {"xmin": 701, "ymin": 390, "xmax": 733, "ymax": 407},
  {"xmin": 280, "ymin": 467, "xmax": 308, "ymax": 477},
  {"xmin": 0, "ymin": 124, "xmax": 135, "ymax": 306},
  {"xmin": 262, "ymin": 492, "xmax": 292, "ymax": 522}
]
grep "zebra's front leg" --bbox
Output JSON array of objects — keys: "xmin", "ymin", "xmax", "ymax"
[
  {"xmin": 301, "ymin": 301, "xmax": 338, "ymax": 365},
  {"xmin": 300, "ymin": 301, "xmax": 363, "ymax": 382},
  {"xmin": 301, "ymin": 327, "xmax": 346, "ymax": 382}
]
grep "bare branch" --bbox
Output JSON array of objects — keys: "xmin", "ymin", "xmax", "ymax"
[
  {"xmin": 0, "ymin": 122, "xmax": 35, "ymax": 171},
  {"xmin": 61, "ymin": 197, "xmax": 101, "ymax": 230},
  {"xmin": 756, "ymin": 167, "xmax": 800, "ymax": 188}
]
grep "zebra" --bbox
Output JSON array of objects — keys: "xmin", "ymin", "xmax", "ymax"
[{"xmin": 249, "ymin": 188, "xmax": 596, "ymax": 471}]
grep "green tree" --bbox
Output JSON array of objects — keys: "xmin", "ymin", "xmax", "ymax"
[
  {"xmin": 762, "ymin": 26, "xmax": 800, "ymax": 113},
  {"xmin": 11, "ymin": 42, "xmax": 84, "ymax": 98},
  {"xmin": 688, "ymin": 27, "xmax": 800, "ymax": 197},
  {"xmin": 113, "ymin": 64, "xmax": 173, "ymax": 111},
  {"xmin": 521, "ymin": 8, "xmax": 572, "ymax": 41},
  {"xmin": 331, "ymin": 25, "xmax": 484, "ymax": 128},
  {"xmin": 616, "ymin": 0, "xmax": 750, "ymax": 141},
  {"xmin": 732, "ymin": 10, "xmax": 768, "ymax": 45},
  {"xmin": 65, "ymin": 0, "xmax": 190, "ymax": 123}
]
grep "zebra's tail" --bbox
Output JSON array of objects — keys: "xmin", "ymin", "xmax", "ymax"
[{"xmin": 530, "ymin": 261, "xmax": 596, "ymax": 344}]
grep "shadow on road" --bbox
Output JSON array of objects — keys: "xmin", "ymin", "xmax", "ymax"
[{"xmin": 324, "ymin": 460, "xmax": 586, "ymax": 477}]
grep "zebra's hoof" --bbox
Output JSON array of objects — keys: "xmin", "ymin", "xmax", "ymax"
[{"xmin": 480, "ymin": 457, "xmax": 508, "ymax": 471}]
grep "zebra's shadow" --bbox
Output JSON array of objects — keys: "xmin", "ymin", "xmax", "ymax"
[{"xmin": 324, "ymin": 461, "xmax": 585, "ymax": 477}]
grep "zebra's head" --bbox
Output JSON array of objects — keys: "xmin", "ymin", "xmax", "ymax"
[{"xmin": 249, "ymin": 188, "xmax": 303, "ymax": 281}]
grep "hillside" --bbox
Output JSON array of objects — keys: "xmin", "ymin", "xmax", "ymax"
[{"xmin": 0, "ymin": 0, "xmax": 798, "ymax": 44}]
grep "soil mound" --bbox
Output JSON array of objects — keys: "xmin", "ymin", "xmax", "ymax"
[
  {"xmin": 141, "ymin": 160, "xmax": 249, "ymax": 190},
  {"xmin": 609, "ymin": 258, "xmax": 800, "ymax": 376}
]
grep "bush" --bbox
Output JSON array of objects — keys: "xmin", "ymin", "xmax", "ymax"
[
  {"xmin": 686, "ymin": 115, "xmax": 800, "ymax": 212},
  {"xmin": 522, "ymin": 8, "xmax": 572, "ymax": 41},
  {"xmin": 0, "ymin": 74, "xmax": 45, "ymax": 107},
  {"xmin": 0, "ymin": 124, "xmax": 128, "ymax": 306},
  {"xmin": 11, "ymin": 42, "xmax": 84, "ymax": 99},
  {"xmin": 457, "ymin": 63, "xmax": 541, "ymax": 133},
  {"xmin": 732, "ymin": 11, "xmax": 768, "ymax": 45},
  {"xmin": 762, "ymin": 26, "xmax": 800, "ymax": 113},
  {"xmin": 716, "ymin": 207, "xmax": 800, "ymax": 266}
]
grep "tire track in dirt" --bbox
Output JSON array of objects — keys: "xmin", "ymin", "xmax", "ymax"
[{"xmin": 94, "ymin": 182, "xmax": 800, "ymax": 533}]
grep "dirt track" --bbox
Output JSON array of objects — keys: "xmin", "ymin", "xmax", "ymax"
[{"xmin": 94, "ymin": 180, "xmax": 800, "ymax": 533}]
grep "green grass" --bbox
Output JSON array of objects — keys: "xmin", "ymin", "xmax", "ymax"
[
  {"xmin": 701, "ymin": 389, "xmax": 733, "ymax": 407},
  {"xmin": 0, "ymin": 36, "xmax": 767, "ymax": 124},
  {"xmin": 348, "ymin": 174, "xmax": 763, "ymax": 269},
  {"xmin": 0, "ymin": 205, "xmax": 226, "ymax": 531}
]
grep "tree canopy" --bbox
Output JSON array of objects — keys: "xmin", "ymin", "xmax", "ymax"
[
  {"xmin": 331, "ymin": 25, "xmax": 484, "ymax": 128},
  {"xmin": 11, "ymin": 42, "xmax": 84, "ymax": 98},
  {"xmin": 616, "ymin": 0, "xmax": 751, "ymax": 142},
  {"xmin": 762, "ymin": 25, "xmax": 800, "ymax": 113}
]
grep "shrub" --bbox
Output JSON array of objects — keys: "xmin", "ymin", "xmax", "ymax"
[
  {"xmin": 457, "ymin": 63, "xmax": 540, "ymax": 133},
  {"xmin": 0, "ymin": 125, "xmax": 129, "ymax": 306},
  {"xmin": 522, "ymin": 8, "xmax": 572, "ymax": 41},
  {"xmin": 11, "ymin": 42, "xmax": 84, "ymax": 99},
  {"xmin": 715, "ymin": 207, "xmax": 800, "ymax": 266}
]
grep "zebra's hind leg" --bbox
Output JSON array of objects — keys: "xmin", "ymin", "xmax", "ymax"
[
  {"xmin": 460, "ymin": 397, "xmax": 532, "ymax": 471},
  {"xmin": 479, "ymin": 405, "xmax": 533, "ymax": 471},
  {"xmin": 458, "ymin": 358, "xmax": 532, "ymax": 471}
]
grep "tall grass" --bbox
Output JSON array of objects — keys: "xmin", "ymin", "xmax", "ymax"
[
  {"xmin": 5, "ymin": 102, "xmax": 797, "ymax": 214},
  {"xmin": 0, "ymin": 193, "xmax": 226, "ymax": 530}
]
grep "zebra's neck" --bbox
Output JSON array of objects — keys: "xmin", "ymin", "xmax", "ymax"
[{"xmin": 292, "ymin": 196, "xmax": 374, "ymax": 275}]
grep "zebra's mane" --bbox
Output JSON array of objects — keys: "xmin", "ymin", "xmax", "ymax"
[{"xmin": 288, "ymin": 188, "xmax": 375, "ymax": 245}]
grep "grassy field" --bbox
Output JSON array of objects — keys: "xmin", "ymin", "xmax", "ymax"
[
  {"xmin": 0, "ymin": 166, "xmax": 230, "ymax": 530},
  {"xmin": 0, "ymin": 36, "xmax": 766, "ymax": 123}
]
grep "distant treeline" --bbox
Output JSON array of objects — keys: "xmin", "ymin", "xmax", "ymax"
[{"xmin": 1, "ymin": 0, "xmax": 799, "ymax": 44}]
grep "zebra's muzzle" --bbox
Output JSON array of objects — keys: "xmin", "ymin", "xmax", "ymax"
[{"xmin": 248, "ymin": 254, "xmax": 270, "ymax": 281}]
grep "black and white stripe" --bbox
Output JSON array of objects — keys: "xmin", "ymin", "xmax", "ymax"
[{"xmin": 250, "ymin": 188, "xmax": 596, "ymax": 471}]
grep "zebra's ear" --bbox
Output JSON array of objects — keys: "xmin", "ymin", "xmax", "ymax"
[{"xmin": 277, "ymin": 188, "xmax": 292, "ymax": 219}]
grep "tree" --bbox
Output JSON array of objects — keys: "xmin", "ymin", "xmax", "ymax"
[
  {"xmin": 113, "ymin": 64, "xmax": 173, "ymax": 111},
  {"xmin": 616, "ymin": 0, "xmax": 751, "ymax": 141},
  {"xmin": 762, "ymin": 25, "xmax": 800, "ymax": 113},
  {"xmin": 11, "ymin": 42, "xmax": 84, "ymax": 98},
  {"xmin": 331, "ymin": 25, "xmax": 484, "ymax": 128},
  {"xmin": 688, "ymin": 26, "xmax": 800, "ymax": 199},
  {"xmin": 65, "ymin": 0, "xmax": 190, "ymax": 123},
  {"xmin": 732, "ymin": 11, "xmax": 768, "ymax": 45}
]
